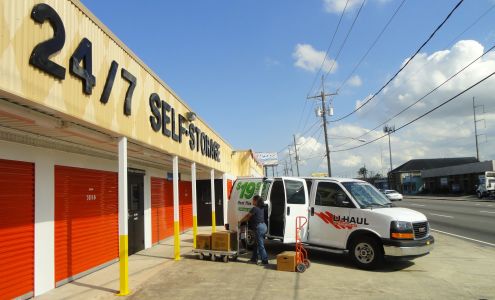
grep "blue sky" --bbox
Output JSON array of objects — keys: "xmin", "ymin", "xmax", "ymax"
[{"xmin": 81, "ymin": 0, "xmax": 495, "ymax": 177}]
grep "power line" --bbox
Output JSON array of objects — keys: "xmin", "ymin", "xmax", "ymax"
[
  {"xmin": 333, "ymin": 42, "xmax": 495, "ymax": 148},
  {"xmin": 332, "ymin": 69, "xmax": 495, "ymax": 153},
  {"xmin": 336, "ymin": 0, "xmax": 407, "ymax": 93},
  {"xmin": 447, "ymin": 2, "xmax": 495, "ymax": 47},
  {"xmin": 306, "ymin": 0, "xmax": 351, "ymax": 97},
  {"xmin": 323, "ymin": 0, "xmax": 367, "ymax": 81},
  {"xmin": 330, "ymin": 0, "xmax": 465, "ymax": 123}
]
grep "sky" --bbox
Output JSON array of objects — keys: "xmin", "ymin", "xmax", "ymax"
[{"xmin": 81, "ymin": 0, "xmax": 495, "ymax": 178}]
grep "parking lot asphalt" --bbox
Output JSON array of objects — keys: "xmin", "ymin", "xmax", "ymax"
[
  {"xmin": 37, "ymin": 227, "xmax": 495, "ymax": 300},
  {"xmin": 126, "ymin": 230, "xmax": 495, "ymax": 300}
]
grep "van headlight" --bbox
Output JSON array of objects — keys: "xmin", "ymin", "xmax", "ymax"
[{"xmin": 390, "ymin": 221, "xmax": 414, "ymax": 240}]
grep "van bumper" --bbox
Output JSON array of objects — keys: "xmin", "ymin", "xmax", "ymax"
[{"xmin": 382, "ymin": 235, "xmax": 434, "ymax": 257}]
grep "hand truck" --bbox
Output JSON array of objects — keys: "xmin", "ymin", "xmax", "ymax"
[{"xmin": 295, "ymin": 216, "xmax": 311, "ymax": 272}]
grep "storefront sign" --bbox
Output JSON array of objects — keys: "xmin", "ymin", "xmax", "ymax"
[
  {"xmin": 26, "ymin": 3, "xmax": 220, "ymax": 162},
  {"xmin": 254, "ymin": 152, "xmax": 278, "ymax": 166}
]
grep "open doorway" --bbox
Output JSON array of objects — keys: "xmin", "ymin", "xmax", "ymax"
[{"xmin": 268, "ymin": 180, "xmax": 285, "ymax": 237}]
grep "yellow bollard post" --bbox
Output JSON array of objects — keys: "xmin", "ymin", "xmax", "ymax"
[{"xmin": 118, "ymin": 235, "xmax": 130, "ymax": 296}]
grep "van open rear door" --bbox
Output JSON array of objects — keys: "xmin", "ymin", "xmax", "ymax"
[{"xmin": 282, "ymin": 177, "xmax": 309, "ymax": 243}]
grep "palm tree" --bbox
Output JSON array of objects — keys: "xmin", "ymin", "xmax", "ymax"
[{"xmin": 358, "ymin": 166, "xmax": 368, "ymax": 179}]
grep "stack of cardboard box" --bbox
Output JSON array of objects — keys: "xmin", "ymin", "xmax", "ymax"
[
  {"xmin": 212, "ymin": 231, "xmax": 237, "ymax": 251},
  {"xmin": 196, "ymin": 234, "xmax": 212, "ymax": 250}
]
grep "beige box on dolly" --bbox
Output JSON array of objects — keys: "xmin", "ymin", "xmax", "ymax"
[
  {"xmin": 277, "ymin": 251, "xmax": 297, "ymax": 272},
  {"xmin": 211, "ymin": 231, "xmax": 237, "ymax": 251},
  {"xmin": 196, "ymin": 234, "xmax": 212, "ymax": 250}
]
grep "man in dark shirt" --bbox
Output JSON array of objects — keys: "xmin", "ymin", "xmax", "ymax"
[{"xmin": 239, "ymin": 195, "xmax": 268, "ymax": 264}]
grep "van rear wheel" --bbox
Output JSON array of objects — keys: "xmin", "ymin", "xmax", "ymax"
[
  {"xmin": 246, "ymin": 229, "xmax": 256, "ymax": 250},
  {"xmin": 350, "ymin": 236, "xmax": 383, "ymax": 270}
]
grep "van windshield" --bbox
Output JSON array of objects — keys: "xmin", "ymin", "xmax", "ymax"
[{"xmin": 342, "ymin": 182, "xmax": 391, "ymax": 208}]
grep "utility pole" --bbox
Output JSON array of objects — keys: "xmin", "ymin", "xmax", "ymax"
[
  {"xmin": 288, "ymin": 148, "xmax": 294, "ymax": 176},
  {"xmin": 293, "ymin": 134, "xmax": 300, "ymax": 176},
  {"xmin": 308, "ymin": 76, "xmax": 337, "ymax": 177},
  {"xmin": 472, "ymin": 97, "xmax": 485, "ymax": 161},
  {"xmin": 284, "ymin": 161, "xmax": 289, "ymax": 176}
]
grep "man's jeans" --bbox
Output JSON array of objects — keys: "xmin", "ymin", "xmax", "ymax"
[{"xmin": 251, "ymin": 223, "xmax": 268, "ymax": 262}]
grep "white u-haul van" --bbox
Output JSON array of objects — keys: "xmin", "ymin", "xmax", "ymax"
[{"xmin": 227, "ymin": 177, "xmax": 434, "ymax": 269}]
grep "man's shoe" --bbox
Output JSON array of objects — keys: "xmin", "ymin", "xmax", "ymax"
[
  {"xmin": 261, "ymin": 260, "xmax": 269, "ymax": 265},
  {"xmin": 248, "ymin": 259, "xmax": 257, "ymax": 264}
]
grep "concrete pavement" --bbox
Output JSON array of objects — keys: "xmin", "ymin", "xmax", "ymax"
[
  {"xmin": 36, "ymin": 227, "xmax": 495, "ymax": 300},
  {"xmin": 404, "ymin": 195, "xmax": 481, "ymax": 201}
]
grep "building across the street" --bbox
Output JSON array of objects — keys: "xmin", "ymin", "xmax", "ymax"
[
  {"xmin": 422, "ymin": 160, "xmax": 495, "ymax": 194},
  {"xmin": 0, "ymin": 1, "xmax": 262, "ymax": 298},
  {"xmin": 388, "ymin": 157, "xmax": 479, "ymax": 194}
]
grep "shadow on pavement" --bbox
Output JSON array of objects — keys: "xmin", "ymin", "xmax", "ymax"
[
  {"xmin": 262, "ymin": 239, "xmax": 415, "ymax": 272},
  {"xmin": 69, "ymin": 282, "xmax": 118, "ymax": 294}
]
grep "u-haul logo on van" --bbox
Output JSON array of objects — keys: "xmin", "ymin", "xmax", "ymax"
[{"xmin": 315, "ymin": 211, "xmax": 369, "ymax": 230}]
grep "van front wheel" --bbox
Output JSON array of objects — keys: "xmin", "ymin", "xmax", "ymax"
[{"xmin": 350, "ymin": 236, "xmax": 383, "ymax": 270}]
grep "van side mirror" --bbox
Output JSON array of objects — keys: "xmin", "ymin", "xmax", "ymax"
[{"xmin": 336, "ymin": 193, "xmax": 350, "ymax": 207}]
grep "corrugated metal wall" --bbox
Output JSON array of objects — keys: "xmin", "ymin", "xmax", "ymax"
[
  {"xmin": 54, "ymin": 165, "xmax": 118, "ymax": 284},
  {"xmin": 0, "ymin": 159, "xmax": 34, "ymax": 299}
]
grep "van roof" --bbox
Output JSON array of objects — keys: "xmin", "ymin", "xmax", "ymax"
[{"xmin": 235, "ymin": 176, "xmax": 367, "ymax": 183}]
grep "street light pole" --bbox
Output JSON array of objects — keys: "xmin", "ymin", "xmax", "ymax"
[
  {"xmin": 308, "ymin": 76, "xmax": 337, "ymax": 177},
  {"xmin": 384, "ymin": 125, "xmax": 395, "ymax": 188}
]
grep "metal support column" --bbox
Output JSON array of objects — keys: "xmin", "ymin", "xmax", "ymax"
[
  {"xmin": 118, "ymin": 137, "xmax": 129, "ymax": 296},
  {"xmin": 211, "ymin": 169, "xmax": 216, "ymax": 233},
  {"xmin": 173, "ymin": 156, "xmax": 180, "ymax": 261},
  {"xmin": 191, "ymin": 162, "xmax": 197, "ymax": 249}
]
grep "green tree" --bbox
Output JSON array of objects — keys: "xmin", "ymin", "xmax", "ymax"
[{"xmin": 358, "ymin": 166, "xmax": 368, "ymax": 179}]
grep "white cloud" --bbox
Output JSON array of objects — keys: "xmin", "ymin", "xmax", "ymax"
[
  {"xmin": 293, "ymin": 43, "xmax": 338, "ymax": 73},
  {"xmin": 323, "ymin": 0, "xmax": 391, "ymax": 14},
  {"xmin": 348, "ymin": 75, "xmax": 362, "ymax": 87},
  {"xmin": 323, "ymin": 0, "xmax": 362, "ymax": 14},
  {"xmin": 355, "ymin": 40, "xmax": 495, "ymax": 121},
  {"xmin": 340, "ymin": 154, "xmax": 363, "ymax": 167}
]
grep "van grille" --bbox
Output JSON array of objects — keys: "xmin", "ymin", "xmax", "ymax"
[{"xmin": 413, "ymin": 222, "xmax": 429, "ymax": 239}]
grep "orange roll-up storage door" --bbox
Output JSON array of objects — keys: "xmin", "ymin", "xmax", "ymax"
[
  {"xmin": 0, "ymin": 159, "xmax": 34, "ymax": 299},
  {"xmin": 227, "ymin": 179, "xmax": 233, "ymax": 200},
  {"xmin": 164, "ymin": 180, "xmax": 174, "ymax": 238},
  {"xmin": 151, "ymin": 177, "xmax": 166, "ymax": 244},
  {"xmin": 179, "ymin": 181, "xmax": 193, "ymax": 231},
  {"xmin": 55, "ymin": 166, "xmax": 118, "ymax": 284}
]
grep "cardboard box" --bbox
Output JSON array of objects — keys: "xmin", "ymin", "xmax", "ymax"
[
  {"xmin": 211, "ymin": 231, "xmax": 237, "ymax": 251},
  {"xmin": 196, "ymin": 234, "xmax": 211, "ymax": 250},
  {"xmin": 277, "ymin": 251, "xmax": 296, "ymax": 272}
]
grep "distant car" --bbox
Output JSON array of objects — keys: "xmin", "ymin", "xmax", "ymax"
[{"xmin": 382, "ymin": 190, "xmax": 403, "ymax": 201}]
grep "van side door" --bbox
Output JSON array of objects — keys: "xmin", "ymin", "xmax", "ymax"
[
  {"xmin": 308, "ymin": 180, "xmax": 354, "ymax": 249},
  {"xmin": 282, "ymin": 178, "xmax": 309, "ymax": 243}
]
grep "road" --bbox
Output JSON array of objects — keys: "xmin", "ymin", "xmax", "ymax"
[{"xmin": 396, "ymin": 196, "xmax": 495, "ymax": 246}]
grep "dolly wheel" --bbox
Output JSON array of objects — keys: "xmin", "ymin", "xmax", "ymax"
[
  {"xmin": 199, "ymin": 253, "xmax": 204, "ymax": 260},
  {"xmin": 210, "ymin": 254, "xmax": 216, "ymax": 261},
  {"xmin": 304, "ymin": 259, "xmax": 311, "ymax": 268},
  {"xmin": 296, "ymin": 263, "xmax": 307, "ymax": 273},
  {"xmin": 223, "ymin": 255, "xmax": 229, "ymax": 263}
]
